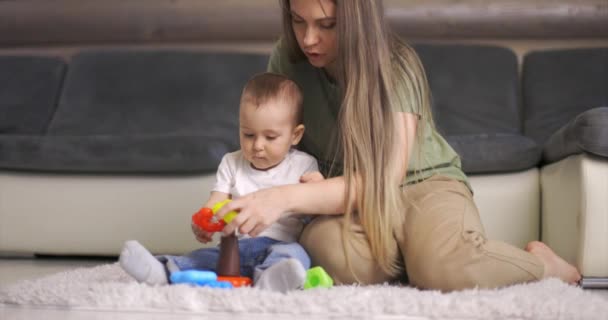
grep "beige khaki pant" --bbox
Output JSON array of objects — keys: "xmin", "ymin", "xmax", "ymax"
[{"xmin": 299, "ymin": 175, "xmax": 544, "ymax": 291}]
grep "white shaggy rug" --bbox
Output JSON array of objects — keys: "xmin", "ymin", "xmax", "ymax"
[{"xmin": 1, "ymin": 263, "xmax": 607, "ymax": 319}]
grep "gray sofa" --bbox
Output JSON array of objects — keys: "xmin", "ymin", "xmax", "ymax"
[
  {"xmin": 523, "ymin": 48, "xmax": 608, "ymax": 280},
  {"xmin": 0, "ymin": 46, "xmax": 606, "ymax": 281},
  {"xmin": 0, "ymin": 50, "xmax": 269, "ymax": 255}
]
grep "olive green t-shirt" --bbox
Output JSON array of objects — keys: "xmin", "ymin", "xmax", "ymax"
[{"xmin": 267, "ymin": 40, "xmax": 470, "ymax": 190}]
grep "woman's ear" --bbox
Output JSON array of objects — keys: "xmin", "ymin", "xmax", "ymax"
[{"xmin": 291, "ymin": 124, "xmax": 305, "ymax": 145}]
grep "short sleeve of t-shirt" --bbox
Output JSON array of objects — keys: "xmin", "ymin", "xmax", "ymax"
[
  {"xmin": 212, "ymin": 153, "xmax": 235, "ymax": 194},
  {"xmin": 301, "ymin": 153, "xmax": 320, "ymax": 175}
]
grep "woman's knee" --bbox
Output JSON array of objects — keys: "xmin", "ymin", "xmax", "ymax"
[
  {"xmin": 405, "ymin": 251, "xmax": 452, "ymax": 290},
  {"xmin": 300, "ymin": 216, "xmax": 395, "ymax": 285},
  {"xmin": 404, "ymin": 230, "xmax": 491, "ymax": 291},
  {"xmin": 299, "ymin": 216, "xmax": 343, "ymax": 272}
]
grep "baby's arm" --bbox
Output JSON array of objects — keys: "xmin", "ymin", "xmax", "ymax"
[
  {"xmin": 192, "ymin": 191, "xmax": 230, "ymax": 243},
  {"xmin": 194, "ymin": 151, "xmax": 236, "ymax": 242},
  {"xmin": 204, "ymin": 191, "xmax": 230, "ymax": 209}
]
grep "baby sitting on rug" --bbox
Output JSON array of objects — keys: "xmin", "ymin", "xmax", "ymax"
[{"xmin": 119, "ymin": 72, "xmax": 323, "ymax": 292}]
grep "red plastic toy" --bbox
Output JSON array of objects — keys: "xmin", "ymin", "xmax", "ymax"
[
  {"xmin": 217, "ymin": 276, "xmax": 253, "ymax": 287},
  {"xmin": 192, "ymin": 207, "xmax": 226, "ymax": 232}
]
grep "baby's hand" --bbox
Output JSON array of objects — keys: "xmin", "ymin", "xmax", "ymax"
[
  {"xmin": 191, "ymin": 223, "xmax": 214, "ymax": 244},
  {"xmin": 300, "ymin": 171, "xmax": 324, "ymax": 183}
]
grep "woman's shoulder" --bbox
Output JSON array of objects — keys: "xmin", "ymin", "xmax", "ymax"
[
  {"xmin": 268, "ymin": 38, "xmax": 293, "ymax": 74},
  {"xmin": 389, "ymin": 40, "xmax": 417, "ymax": 76},
  {"xmin": 269, "ymin": 38, "xmax": 286, "ymax": 59},
  {"xmin": 388, "ymin": 39, "xmax": 429, "ymax": 116},
  {"xmin": 268, "ymin": 39, "xmax": 316, "ymax": 79}
]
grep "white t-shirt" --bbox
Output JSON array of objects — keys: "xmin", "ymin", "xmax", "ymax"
[{"xmin": 212, "ymin": 148, "xmax": 319, "ymax": 242}]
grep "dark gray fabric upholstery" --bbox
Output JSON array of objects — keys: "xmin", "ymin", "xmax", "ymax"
[
  {"xmin": 446, "ymin": 134, "xmax": 541, "ymax": 174},
  {"xmin": 0, "ymin": 50, "xmax": 268, "ymax": 173},
  {"xmin": 0, "ymin": 56, "xmax": 65, "ymax": 134},
  {"xmin": 523, "ymin": 48, "xmax": 608, "ymax": 147},
  {"xmin": 414, "ymin": 44, "xmax": 521, "ymax": 135},
  {"xmin": 415, "ymin": 44, "xmax": 537, "ymax": 173},
  {"xmin": 0, "ymin": 134, "xmax": 233, "ymax": 173},
  {"xmin": 542, "ymin": 107, "xmax": 608, "ymax": 163}
]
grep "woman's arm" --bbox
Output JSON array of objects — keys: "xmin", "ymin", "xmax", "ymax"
[
  {"xmin": 216, "ymin": 176, "xmax": 347, "ymax": 236},
  {"xmin": 285, "ymin": 112, "xmax": 417, "ymax": 215},
  {"xmin": 394, "ymin": 112, "xmax": 418, "ymax": 184}
]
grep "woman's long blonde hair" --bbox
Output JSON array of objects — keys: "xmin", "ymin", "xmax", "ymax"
[{"xmin": 280, "ymin": 0, "xmax": 432, "ymax": 277}]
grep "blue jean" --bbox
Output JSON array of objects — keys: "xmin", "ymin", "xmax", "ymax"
[{"xmin": 159, "ymin": 237, "xmax": 310, "ymax": 280}]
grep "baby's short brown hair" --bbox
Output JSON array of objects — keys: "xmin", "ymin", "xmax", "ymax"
[{"xmin": 240, "ymin": 72, "xmax": 303, "ymax": 124}]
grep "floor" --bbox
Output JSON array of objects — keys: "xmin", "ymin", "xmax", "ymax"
[
  {"xmin": 1, "ymin": 256, "xmax": 606, "ymax": 320},
  {"xmin": 0, "ymin": 256, "xmax": 419, "ymax": 320},
  {"xmin": 0, "ymin": 255, "xmax": 115, "ymax": 287}
]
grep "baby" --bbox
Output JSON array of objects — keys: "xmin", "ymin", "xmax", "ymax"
[{"xmin": 119, "ymin": 72, "xmax": 322, "ymax": 292}]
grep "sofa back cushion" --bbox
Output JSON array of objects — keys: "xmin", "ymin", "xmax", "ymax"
[
  {"xmin": 3, "ymin": 50, "xmax": 268, "ymax": 173},
  {"xmin": 523, "ymin": 47, "xmax": 608, "ymax": 146},
  {"xmin": 414, "ymin": 44, "xmax": 521, "ymax": 135},
  {"xmin": 413, "ymin": 44, "xmax": 541, "ymax": 174},
  {"xmin": 0, "ymin": 56, "xmax": 65, "ymax": 134},
  {"xmin": 49, "ymin": 50, "xmax": 266, "ymax": 137}
]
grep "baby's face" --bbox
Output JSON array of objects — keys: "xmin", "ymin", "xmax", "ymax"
[{"xmin": 239, "ymin": 99, "xmax": 300, "ymax": 170}]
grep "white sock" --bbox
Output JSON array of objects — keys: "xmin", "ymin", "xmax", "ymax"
[
  {"xmin": 254, "ymin": 258, "xmax": 307, "ymax": 293},
  {"xmin": 119, "ymin": 240, "xmax": 168, "ymax": 285}
]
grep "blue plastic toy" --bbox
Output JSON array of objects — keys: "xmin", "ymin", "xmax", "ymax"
[{"xmin": 170, "ymin": 270, "xmax": 233, "ymax": 289}]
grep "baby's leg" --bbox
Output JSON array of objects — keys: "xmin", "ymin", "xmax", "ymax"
[
  {"xmin": 120, "ymin": 240, "xmax": 221, "ymax": 286},
  {"xmin": 254, "ymin": 242, "xmax": 310, "ymax": 292},
  {"xmin": 166, "ymin": 246, "xmax": 220, "ymax": 273},
  {"xmin": 119, "ymin": 240, "xmax": 168, "ymax": 285}
]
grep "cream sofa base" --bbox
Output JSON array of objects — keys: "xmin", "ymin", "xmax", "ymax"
[
  {"xmin": 469, "ymin": 168, "xmax": 540, "ymax": 249},
  {"xmin": 541, "ymin": 154, "xmax": 608, "ymax": 277},
  {"xmin": 0, "ymin": 169, "xmax": 540, "ymax": 257},
  {"xmin": 0, "ymin": 171, "xmax": 217, "ymax": 256}
]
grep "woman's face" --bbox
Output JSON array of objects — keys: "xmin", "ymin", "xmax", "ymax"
[{"xmin": 289, "ymin": 0, "xmax": 338, "ymax": 71}]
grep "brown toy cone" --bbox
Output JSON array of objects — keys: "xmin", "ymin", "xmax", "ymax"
[{"xmin": 216, "ymin": 233, "xmax": 240, "ymax": 277}]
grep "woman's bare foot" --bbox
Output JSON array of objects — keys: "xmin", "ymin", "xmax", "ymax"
[{"xmin": 526, "ymin": 241, "xmax": 581, "ymax": 285}]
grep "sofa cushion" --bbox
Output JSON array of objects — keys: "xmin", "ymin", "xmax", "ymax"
[
  {"xmin": 542, "ymin": 107, "xmax": 608, "ymax": 163},
  {"xmin": 0, "ymin": 56, "xmax": 65, "ymax": 134},
  {"xmin": 523, "ymin": 48, "xmax": 608, "ymax": 146},
  {"xmin": 414, "ymin": 44, "xmax": 521, "ymax": 135},
  {"xmin": 446, "ymin": 133, "xmax": 541, "ymax": 174},
  {"xmin": 413, "ymin": 44, "xmax": 539, "ymax": 173},
  {"xmin": 0, "ymin": 50, "xmax": 268, "ymax": 173},
  {"xmin": 0, "ymin": 134, "xmax": 233, "ymax": 173}
]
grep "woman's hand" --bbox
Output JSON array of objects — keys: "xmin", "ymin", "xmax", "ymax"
[
  {"xmin": 191, "ymin": 223, "xmax": 214, "ymax": 243},
  {"xmin": 215, "ymin": 186, "xmax": 290, "ymax": 238}
]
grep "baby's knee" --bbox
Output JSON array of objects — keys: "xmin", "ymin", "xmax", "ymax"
[{"xmin": 269, "ymin": 243, "xmax": 311, "ymax": 268}]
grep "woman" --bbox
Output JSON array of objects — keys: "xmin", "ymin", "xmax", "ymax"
[{"xmin": 217, "ymin": 0, "xmax": 581, "ymax": 291}]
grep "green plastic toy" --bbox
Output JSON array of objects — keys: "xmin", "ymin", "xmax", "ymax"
[{"xmin": 304, "ymin": 266, "xmax": 334, "ymax": 289}]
